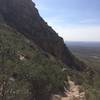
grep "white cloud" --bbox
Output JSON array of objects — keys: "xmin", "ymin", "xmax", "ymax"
[
  {"xmin": 45, "ymin": 16, "xmax": 64, "ymax": 25},
  {"xmin": 44, "ymin": 16, "xmax": 100, "ymax": 41},
  {"xmin": 79, "ymin": 19, "xmax": 99, "ymax": 24},
  {"xmin": 41, "ymin": 16, "xmax": 100, "ymax": 41},
  {"xmin": 54, "ymin": 25, "xmax": 100, "ymax": 41},
  {"xmin": 33, "ymin": 0, "xmax": 100, "ymax": 41}
]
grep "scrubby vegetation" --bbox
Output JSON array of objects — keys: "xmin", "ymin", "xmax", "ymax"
[
  {"xmin": 0, "ymin": 24, "xmax": 67, "ymax": 100},
  {"xmin": 0, "ymin": 24, "xmax": 97, "ymax": 100},
  {"xmin": 0, "ymin": 0, "xmax": 98, "ymax": 99},
  {"xmin": 67, "ymin": 42, "xmax": 100, "ymax": 100}
]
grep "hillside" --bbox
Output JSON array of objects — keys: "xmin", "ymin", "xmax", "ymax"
[
  {"xmin": 0, "ymin": 0, "xmax": 87, "ymax": 71},
  {"xmin": 0, "ymin": 0, "xmax": 95, "ymax": 100},
  {"xmin": 0, "ymin": 24, "xmax": 67, "ymax": 100},
  {"xmin": 0, "ymin": 22, "xmax": 93, "ymax": 100},
  {"xmin": 66, "ymin": 42, "xmax": 100, "ymax": 100}
]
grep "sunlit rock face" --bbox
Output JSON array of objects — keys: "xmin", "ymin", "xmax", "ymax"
[{"xmin": 0, "ymin": 0, "xmax": 86, "ymax": 71}]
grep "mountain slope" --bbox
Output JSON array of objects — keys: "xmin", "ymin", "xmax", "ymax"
[
  {"xmin": 0, "ymin": 24, "xmax": 67, "ymax": 100},
  {"xmin": 0, "ymin": 23, "xmax": 92, "ymax": 100},
  {"xmin": 0, "ymin": 0, "xmax": 95, "ymax": 100},
  {"xmin": 0, "ymin": 0, "xmax": 86, "ymax": 71}
]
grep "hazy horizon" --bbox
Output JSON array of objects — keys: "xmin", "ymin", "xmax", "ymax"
[
  {"xmin": 66, "ymin": 41, "xmax": 100, "ymax": 42},
  {"xmin": 33, "ymin": 0, "xmax": 100, "ymax": 42}
]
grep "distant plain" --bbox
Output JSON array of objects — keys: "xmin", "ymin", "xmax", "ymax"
[{"xmin": 66, "ymin": 41, "xmax": 100, "ymax": 72}]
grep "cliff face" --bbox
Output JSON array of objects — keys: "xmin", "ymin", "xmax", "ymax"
[{"xmin": 0, "ymin": 0, "xmax": 86, "ymax": 70}]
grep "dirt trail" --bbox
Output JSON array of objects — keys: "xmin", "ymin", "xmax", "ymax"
[
  {"xmin": 61, "ymin": 77, "xmax": 86, "ymax": 100},
  {"xmin": 52, "ymin": 77, "xmax": 86, "ymax": 100}
]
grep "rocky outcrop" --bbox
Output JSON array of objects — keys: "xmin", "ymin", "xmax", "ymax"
[{"xmin": 0, "ymin": 0, "xmax": 86, "ymax": 70}]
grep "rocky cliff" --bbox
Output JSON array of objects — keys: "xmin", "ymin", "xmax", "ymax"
[{"xmin": 0, "ymin": 0, "xmax": 86, "ymax": 71}]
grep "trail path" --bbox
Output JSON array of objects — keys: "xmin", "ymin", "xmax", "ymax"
[
  {"xmin": 61, "ymin": 77, "xmax": 86, "ymax": 100},
  {"xmin": 52, "ymin": 77, "xmax": 86, "ymax": 100}
]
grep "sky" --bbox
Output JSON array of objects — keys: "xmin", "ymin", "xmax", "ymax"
[{"xmin": 33, "ymin": 0, "xmax": 100, "ymax": 41}]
